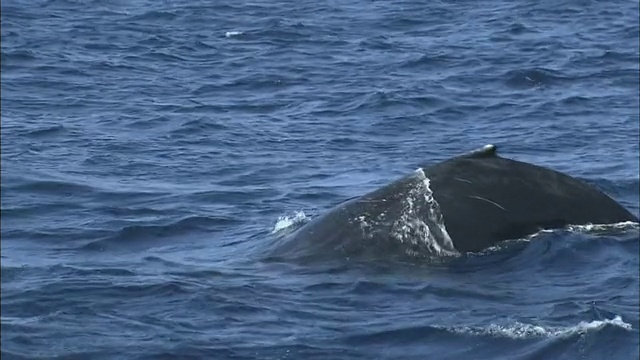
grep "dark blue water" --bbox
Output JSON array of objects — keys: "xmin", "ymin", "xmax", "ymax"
[{"xmin": 2, "ymin": 0, "xmax": 639, "ymax": 359}]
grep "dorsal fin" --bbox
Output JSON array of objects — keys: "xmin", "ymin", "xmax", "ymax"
[
  {"xmin": 419, "ymin": 144, "xmax": 500, "ymax": 169},
  {"xmin": 460, "ymin": 144, "xmax": 498, "ymax": 159}
]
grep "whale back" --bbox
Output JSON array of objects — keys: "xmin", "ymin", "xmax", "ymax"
[
  {"xmin": 272, "ymin": 145, "xmax": 638, "ymax": 258},
  {"xmin": 422, "ymin": 146, "xmax": 637, "ymax": 252}
]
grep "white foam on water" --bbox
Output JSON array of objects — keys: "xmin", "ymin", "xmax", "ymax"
[
  {"xmin": 527, "ymin": 221, "xmax": 639, "ymax": 237},
  {"xmin": 225, "ymin": 31, "xmax": 243, "ymax": 38},
  {"xmin": 565, "ymin": 221, "xmax": 639, "ymax": 233},
  {"xmin": 450, "ymin": 315, "xmax": 632, "ymax": 339},
  {"xmin": 470, "ymin": 220, "xmax": 639, "ymax": 256},
  {"xmin": 523, "ymin": 220, "xmax": 639, "ymax": 242},
  {"xmin": 272, "ymin": 211, "xmax": 308, "ymax": 234},
  {"xmin": 389, "ymin": 169, "xmax": 458, "ymax": 257}
]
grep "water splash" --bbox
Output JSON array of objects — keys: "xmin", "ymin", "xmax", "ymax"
[{"xmin": 272, "ymin": 211, "xmax": 308, "ymax": 234}]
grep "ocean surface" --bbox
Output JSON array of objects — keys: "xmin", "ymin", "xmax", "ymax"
[{"xmin": 2, "ymin": 0, "xmax": 639, "ymax": 359}]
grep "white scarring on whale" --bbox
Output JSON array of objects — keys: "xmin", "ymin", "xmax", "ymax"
[{"xmin": 389, "ymin": 169, "xmax": 457, "ymax": 256}]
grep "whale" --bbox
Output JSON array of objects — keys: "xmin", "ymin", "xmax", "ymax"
[{"xmin": 273, "ymin": 145, "xmax": 638, "ymax": 258}]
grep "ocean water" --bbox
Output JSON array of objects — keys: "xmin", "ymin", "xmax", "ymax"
[{"xmin": 1, "ymin": 0, "xmax": 639, "ymax": 359}]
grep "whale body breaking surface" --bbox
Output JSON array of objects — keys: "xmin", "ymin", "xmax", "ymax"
[{"xmin": 272, "ymin": 145, "xmax": 638, "ymax": 259}]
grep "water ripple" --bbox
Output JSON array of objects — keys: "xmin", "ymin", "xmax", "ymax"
[{"xmin": 2, "ymin": 0, "xmax": 638, "ymax": 359}]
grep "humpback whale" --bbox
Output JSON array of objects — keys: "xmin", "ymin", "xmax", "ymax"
[{"xmin": 274, "ymin": 145, "xmax": 638, "ymax": 258}]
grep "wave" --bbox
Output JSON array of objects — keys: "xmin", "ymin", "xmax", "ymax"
[
  {"xmin": 344, "ymin": 315, "xmax": 633, "ymax": 348},
  {"xmin": 81, "ymin": 215, "xmax": 240, "ymax": 251},
  {"xmin": 1, "ymin": 48, "xmax": 38, "ymax": 62},
  {"xmin": 1, "ymin": 264, "xmax": 136, "ymax": 285},
  {"xmin": 125, "ymin": 10, "xmax": 179, "ymax": 22},
  {"xmin": 503, "ymin": 67, "xmax": 570, "ymax": 89},
  {"xmin": 451, "ymin": 316, "xmax": 632, "ymax": 339},
  {"xmin": 4, "ymin": 178, "xmax": 96, "ymax": 196}
]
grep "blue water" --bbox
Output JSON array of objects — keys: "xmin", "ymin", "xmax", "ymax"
[{"xmin": 2, "ymin": 0, "xmax": 639, "ymax": 359}]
